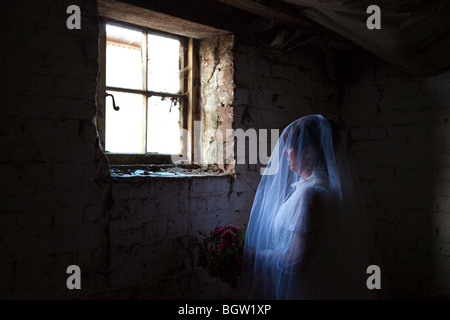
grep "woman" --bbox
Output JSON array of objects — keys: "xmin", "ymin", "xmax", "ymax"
[{"xmin": 244, "ymin": 114, "xmax": 373, "ymax": 299}]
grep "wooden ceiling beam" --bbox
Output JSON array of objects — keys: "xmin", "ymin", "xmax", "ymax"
[
  {"xmin": 281, "ymin": 0, "xmax": 356, "ymax": 11},
  {"xmin": 215, "ymin": 0, "xmax": 317, "ymax": 28},
  {"xmin": 215, "ymin": 0, "xmax": 356, "ymax": 47},
  {"xmin": 99, "ymin": 0, "xmax": 259, "ymax": 37}
]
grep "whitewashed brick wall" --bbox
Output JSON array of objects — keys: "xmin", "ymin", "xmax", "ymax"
[
  {"xmin": 0, "ymin": 0, "xmax": 109, "ymax": 299},
  {"xmin": 339, "ymin": 52, "xmax": 450, "ymax": 299},
  {"xmin": 99, "ymin": 38, "xmax": 337, "ymax": 299},
  {"xmin": 0, "ymin": 0, "xmax": 337, "ymax": 299}
]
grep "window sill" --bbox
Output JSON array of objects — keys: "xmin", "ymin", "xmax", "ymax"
[{"xmin": 110, "ymin": 163, "xmax": 230, "ymax": 181}]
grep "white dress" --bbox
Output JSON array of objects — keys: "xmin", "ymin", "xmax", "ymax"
[{"xmin": 267, "ymin": 171, "xmax": 340, "ymax": 299}]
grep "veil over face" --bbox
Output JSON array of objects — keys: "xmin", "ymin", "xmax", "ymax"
[{"xmin": 243, "ymin": 114, "xmax": 373, "ymax": 300}]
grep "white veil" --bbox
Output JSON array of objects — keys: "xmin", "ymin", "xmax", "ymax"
[{"xmin": 243, "ymin": 114, "xmax": 374, "ymax": 300}]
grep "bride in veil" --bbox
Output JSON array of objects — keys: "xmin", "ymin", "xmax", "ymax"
[{"xmin": 243, "ymin": 114, "xmax": 374, "ymax": 299}]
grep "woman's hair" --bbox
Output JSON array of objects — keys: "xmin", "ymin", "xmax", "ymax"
[{"xmin": 283, "ymin": 116, "xmax": 341, "ymax": 169}]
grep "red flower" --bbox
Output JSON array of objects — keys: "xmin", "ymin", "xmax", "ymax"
[
  {"xmin": 218, "ymin": 242, "xmax": 228, "ymax": 252},
  {"xmin": 193, "ymin": 224, "xmax": 245, "ymax": 289},
  {"xmin": 222, "ymin": 229, "xmax": 233, "ymax": 240},
  {"xmin": 212, "ymin": 226, "xmax": 224, "ymax": 237}
]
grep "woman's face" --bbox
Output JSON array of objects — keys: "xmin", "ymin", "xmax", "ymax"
[{"xmin": 286, "ymin": 146, "xmax": 315, "ymax": 176}]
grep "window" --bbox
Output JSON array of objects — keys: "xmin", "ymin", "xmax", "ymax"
[
  {"xmin": 98, "ymin": 20, "xmax": 192, "ymax": 164},
  {"xmin": 97, "ymin": 2, "xmax": 235, "ymax": 174}
]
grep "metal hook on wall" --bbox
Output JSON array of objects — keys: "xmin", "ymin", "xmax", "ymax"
[{"xmin": 106, "ymin": 93, "xmax": 120, "ymax": 111}]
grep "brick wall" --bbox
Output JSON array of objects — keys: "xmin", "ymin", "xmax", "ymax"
[
  {"xmin": 0, "ymin": 0, "xmax": 110, "ymax": 298},
  {"xmin": 7, "ymin": 0, "xmax": 448, "ymax": 300},
  {"xmin": 232, "ymin": 37, "xmax": 338, "ymax": 180},
  {"xmin": 98, "ymin": 36, "xmax": 337, "ymax": 299},
  {"xmin": 0, "ymin": 0, "xmax": 336, "ymax": 299},
  {"xmin": 338, "ymin": 51, "xmax": 450, "ymax": 299}
]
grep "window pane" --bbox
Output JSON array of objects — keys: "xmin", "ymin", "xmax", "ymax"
[
  {"xmin": 106, "ymin": 24, "xmax": 144, "ymax": 90},
  {"xmin": 148, "ymin": 34, "xmax": 181, "ymax": 93},
  {"xmin": 105, "ymin": 92, "xmax": 146, "ymax": 154},
  {"xmin": 147, "ymin": 96, "xmax": 180, "ymax": 154}
]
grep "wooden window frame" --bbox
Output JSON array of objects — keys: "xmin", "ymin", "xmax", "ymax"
[{"xmin": 97, "ymin": 18, "xmax": 199, "ymax": 165}]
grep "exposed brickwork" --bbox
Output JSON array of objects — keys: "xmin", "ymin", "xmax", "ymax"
[
  {"xmin": 338, "ymin": 52, "xmax": 450, "ymax": 299},
  {"xmin": 6, "ymin": 0, "xmax": 448, "ymax": 300},
  {"xmin": 0, "ymin": 0, "xmax": 110, "ymax": 299},
  {"xmin": 0, "ymin": 0, "xmax": 335, "ymax": 299}
]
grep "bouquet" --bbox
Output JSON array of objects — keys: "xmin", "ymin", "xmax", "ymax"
[{"xmin": 193, "ymin": 224, "xmax": 245, "ymax": 289}]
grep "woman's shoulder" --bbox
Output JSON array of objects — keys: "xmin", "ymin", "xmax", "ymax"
[{"xmin": 302, "ymin": 184, "xmax": 328, "ymax": 199}]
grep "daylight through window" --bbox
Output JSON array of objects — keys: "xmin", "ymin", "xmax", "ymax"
[{"xmin": 104, "ymin": 23, "xmax": 185, "ymax": 155}]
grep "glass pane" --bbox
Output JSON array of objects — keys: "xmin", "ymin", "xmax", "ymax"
[
  {"xmin": 148, "ymin": 34, "xmax": 181, "ymax": 93},
  {"xmin": 106, "ymin": 24, "xmax": 144, "ymax": 90},
  {"xmin": 147, "ymin": 96, "xmax": 180, "ymax": 154},
  {"xmin": 105, "ymin": 92, "xmax": 146, "ymax": 154}
]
